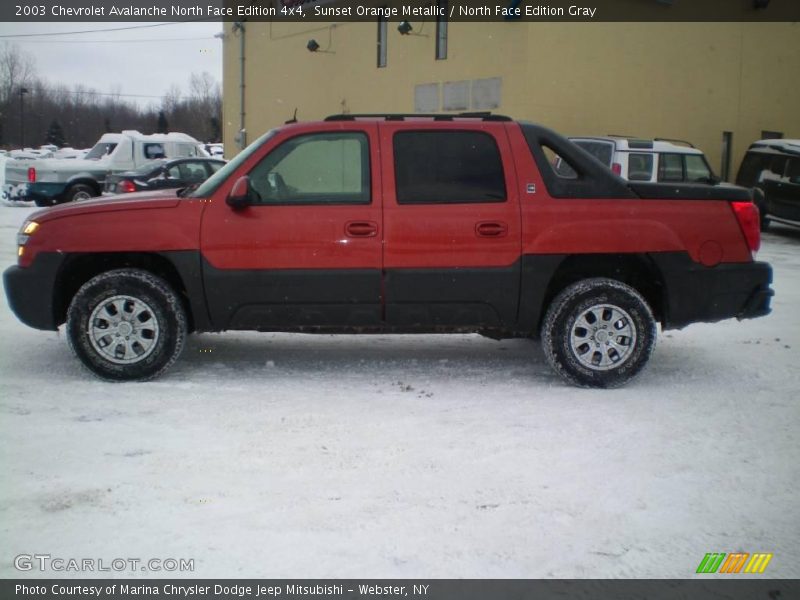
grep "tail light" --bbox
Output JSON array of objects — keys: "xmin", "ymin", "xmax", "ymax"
[
  {"xmin": 731, "ymin": 201, "xmax": 761, "ymax": 254},
  {"xmin": 27, "ymin": 167, "xmax": 36, "ymax": 183},
  {"xmin": 611, "ymin": 162, "xmax": 622, "ymax": 176},
  {"xmin": 117, "ymin": 179, "xmax": 137, "ymax": 193}
]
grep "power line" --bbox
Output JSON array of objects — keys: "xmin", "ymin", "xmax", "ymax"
[
  {"xmin": 0, "ymin": 21, "xmax": 211, "ymax": 39},
  {"xmin": 12, "ymin": 36, "xmax": 215, "ymax": 44},
  {"xmin": 57, "ymin": 90, "xmax": 170, "ymax": 99}
]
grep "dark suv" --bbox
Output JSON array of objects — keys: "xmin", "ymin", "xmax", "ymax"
[{"xmin": 736, "ymin": 139, "xmax": 800, "ymax": 230}]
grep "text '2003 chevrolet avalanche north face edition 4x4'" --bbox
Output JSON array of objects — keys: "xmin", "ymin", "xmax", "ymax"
[{"xmin": 4, "ymin": 114, "xmax": 774, "ymax": 388}]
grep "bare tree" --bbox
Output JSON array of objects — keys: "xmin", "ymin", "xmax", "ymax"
[
  {"xmin": 0, "ymin": 43, "xmax": 36, "ymax": 145},
  {"xmin": 0, "ymin": 43, "xmax": 36, "ymax": 106}
]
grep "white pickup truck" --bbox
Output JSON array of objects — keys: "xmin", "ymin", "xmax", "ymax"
[{"xmin": 2, "ymin": 130, "xmax": 207, "ymax": 206}]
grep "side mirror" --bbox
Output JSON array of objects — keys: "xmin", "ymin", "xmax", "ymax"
[{"xmin": 226, "ymin": 175, "xmax": 251, "ymax": 209}]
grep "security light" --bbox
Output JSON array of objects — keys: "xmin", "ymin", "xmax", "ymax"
[
  {"xmin": 398, "ymin": 21, "xmax": 413, "ymax": 35},
  {"xmin": 307, "ymin": 39, "xmax": 320, "ymax": 52}
]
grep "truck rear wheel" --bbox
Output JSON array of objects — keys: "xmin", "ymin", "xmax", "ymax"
[
  {"xmin": 64, "ymin": 183, "xmax": 96, "ymax": 203},
  {"xmin": 66, "ymin": 269, "xmax": 187, "ymax": 381},
  {"xmin": 541, "ymin": 278, "xmax": 656, "ymax": 388}
]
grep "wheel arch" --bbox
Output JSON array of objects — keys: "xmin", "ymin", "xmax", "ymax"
[
  {"xmin": 536, "ymin": 253, "xmax": 666, "ymax": 333},
  {"xmin": 64, "ymin": 178, "xmax": 102, "ymax": 198},
  {"xmin": 53, "ymin": 252, "xmax": 199, "ymax": 332}
]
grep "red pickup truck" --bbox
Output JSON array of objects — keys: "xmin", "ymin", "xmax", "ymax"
[{"xmin": 4, "ymin": 114, "xmax": 773, "ymax": 387}]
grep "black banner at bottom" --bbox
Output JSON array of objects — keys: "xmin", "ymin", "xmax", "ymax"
[{"xmin": 2, "ymin": 579, "xmax": 799, "ymax": 600}]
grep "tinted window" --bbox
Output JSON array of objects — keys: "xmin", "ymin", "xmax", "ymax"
[
  {"xmin": 769, "ymin": 156, "xmax": 788, "ymax": 178},
  {"xmin": 179, "ymin": 161, "xmax": 210, "ymax": 182},
  {"xmin": 627, "ymin": 153, "xmax": 654, "ymax": 181},
  {"xmin": 394, "ymin": 131, "xmax": 505, "ymax": 204},
  {"xmin": 786, "ymin": 158, "xmax": 800, "ymax": 181},
  {"xmin": 736, "ymin": 152, "xmax": 770, "ymax": 186},
  {"xmin": 249, "ymin": 132, "xmax": 370, "ymax": 205},
  {"xmin": 85, "ymin": 142, "xmax": 117, "ymax": 160},
  {"xmin": 208, "ymin": 161, "xmax": 225, "ymax": 173},
  {"xmin": 144, "ymin": 143, "xmax": 166, "ymax": 159},
  {"xmin": 573, "ymin": 141, "xmax": 614, "ymax": 167},
  {"xmin": 685, "ymin": 154, "xmax": 712, "ymax": 182},
  {"xmin": 658, "ymin": 153, "xmax": 684, "ymax": 182},
  {"xmin": 189, "ymin": 129, "xmax": 277, "ymax": 198},
  {"xmin": 131, "ymin": 160, "xmax": 165, "ymax": 176}
]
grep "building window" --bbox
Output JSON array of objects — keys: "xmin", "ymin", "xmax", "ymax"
[
  {"xmin": 436, "ymin": 1, "xmax": 448, "ymax": 60},
  {"xmin": 721, "ymin": 131, "xmax": 733, "ymax": 182},
  {"xmin": 377, "ymin": 13, "xmax": 387, "ymax": 68}
]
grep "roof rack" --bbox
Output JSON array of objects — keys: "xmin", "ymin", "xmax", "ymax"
[
  {"xmin": 654, "ymin": 137, "xmax": 695, "ymax": 148},
  {"xmin": 324, "ymin": 112, "xmax": 513, "ymax": 122}
]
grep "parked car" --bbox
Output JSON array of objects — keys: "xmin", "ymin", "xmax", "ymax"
[
  {"xmin": 205, "ymin": 143, "xmax": 224, "ymax": 157},
  {"xmin": 3, "ymin": 130, "xmax": 207, "ymax": 206},
  {"xmin": 557, "ymin": 136, "xmax": 719, "ymax": 184},
  {"xmin": 4, "ymin": 114, "xmax": 772, "ymax": 387},
  {"xmin": 104, "ymin": 158, "xmax": 226, "ymax": 195},
  {"xmin": 735, "ymin": 139, "xmax": 800, "ymax": 230}
]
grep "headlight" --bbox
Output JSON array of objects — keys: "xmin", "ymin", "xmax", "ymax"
[{"xmin": 17, "ymin": 220, "xmax": 39, "ymax": 246}]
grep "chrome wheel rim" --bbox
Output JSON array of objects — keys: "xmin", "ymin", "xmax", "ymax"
[
  {"xmin": 88, "ymin": 295, "xmax": 160, "ymax": 364},
  {"xmin": 73, "ymin": 190, "xmax": 92, "ymax": 201},
  {"xmin": 569, "ymin": 303, "xmax": 637, "ymax": 371}
]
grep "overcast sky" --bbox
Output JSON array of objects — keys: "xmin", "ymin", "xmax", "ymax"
[{"xmin": 0, "ymin": 22, "xmax": 223, "ymax": 108}]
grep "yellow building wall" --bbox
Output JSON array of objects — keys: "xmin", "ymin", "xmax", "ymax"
[{"xmin": 222, "ymin": 21, "xmax": 800, "ymax": 179}]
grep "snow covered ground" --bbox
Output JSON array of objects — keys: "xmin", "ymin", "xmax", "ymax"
[{"xmin": 0, "ymin": 203, "xmax": 798, "ymax": 579}]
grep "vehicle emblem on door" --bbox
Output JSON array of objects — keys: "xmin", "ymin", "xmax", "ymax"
[{"xmin": 526, "ymin": 183, "xmax": 536, "ymax": 194}]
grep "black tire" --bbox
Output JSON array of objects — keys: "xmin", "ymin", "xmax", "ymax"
[
  {"xmin": 541, "ymin": 278, "xmax": 656, "ymax": 388},
  {"xmin": 66, "ymin": 269, "xmax": 187, "ymax": 381},
  {"xmin": 34, "ymin": 197, "xmax": 57, "ymax": 207},
  {"xmin": 63, "ymin": 183, "xmax": 97, "ymax": 203}
]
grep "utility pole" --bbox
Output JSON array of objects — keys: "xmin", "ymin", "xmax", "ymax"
[{"xmin": 19, "ymin": 87, "xmax": 29, "ymax": 147}]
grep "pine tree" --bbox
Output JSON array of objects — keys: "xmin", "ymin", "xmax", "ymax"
[
  {"xmin": 45, "ymin": 120, "xmax": 66, "ymax": 147},
  {"xmin": 157, "ymin": 111, "xmax": 169, "ymax": 134}
]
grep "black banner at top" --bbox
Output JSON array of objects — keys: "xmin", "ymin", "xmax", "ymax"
[{"xmin": 2, "ymin": 0, "xmax": 800, "ymax": 22}]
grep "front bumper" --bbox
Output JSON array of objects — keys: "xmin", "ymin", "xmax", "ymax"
[
  {"xmin": 653, "ymin": 254, "xmax": 773, "ymax": 330},
  {"xmin": 3, "ymin": 253, "xmax": 66, "ymax": 331}
]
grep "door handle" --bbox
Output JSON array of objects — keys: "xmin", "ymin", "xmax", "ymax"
[
  {"xmin": 475, "ymin": 221, "xmax": 508, "ymax": 237},
  {"xmin": 345, "ymin": 221, "xmax": 378, "ymax": 237}
]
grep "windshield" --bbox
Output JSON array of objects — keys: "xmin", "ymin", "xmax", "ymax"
[
  {"xmin": 85, "ymin": 142, "xmax": 118, "ymax": 160},
  {"xmin": 188, "ymin": 130, "xmax": 277, "ymax": 198},
  {"xmin": 131, "ymin": 160, "xmax": 166, "ymax": 176}
]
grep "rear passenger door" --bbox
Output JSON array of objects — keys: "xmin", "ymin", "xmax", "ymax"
[{"xmin": 380, "ymin": 123, "xmax": 521, "ymax": 329}]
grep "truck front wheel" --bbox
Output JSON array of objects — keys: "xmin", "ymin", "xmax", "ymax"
[
  {"xmin": 63, "ymin": 183, "xmax": 97, "ymax": 203},
  {"xmin": 66, "ymin": 269, "xmax": 187, "ymax": 381},
  {"xmin": 541, "ymin": 278, "xmax": 656, "ymax": 388}
]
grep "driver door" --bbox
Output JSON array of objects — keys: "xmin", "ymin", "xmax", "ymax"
[{"xmin": 199, "ymin": 124, "xmax": 383, "ymax": 331}]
